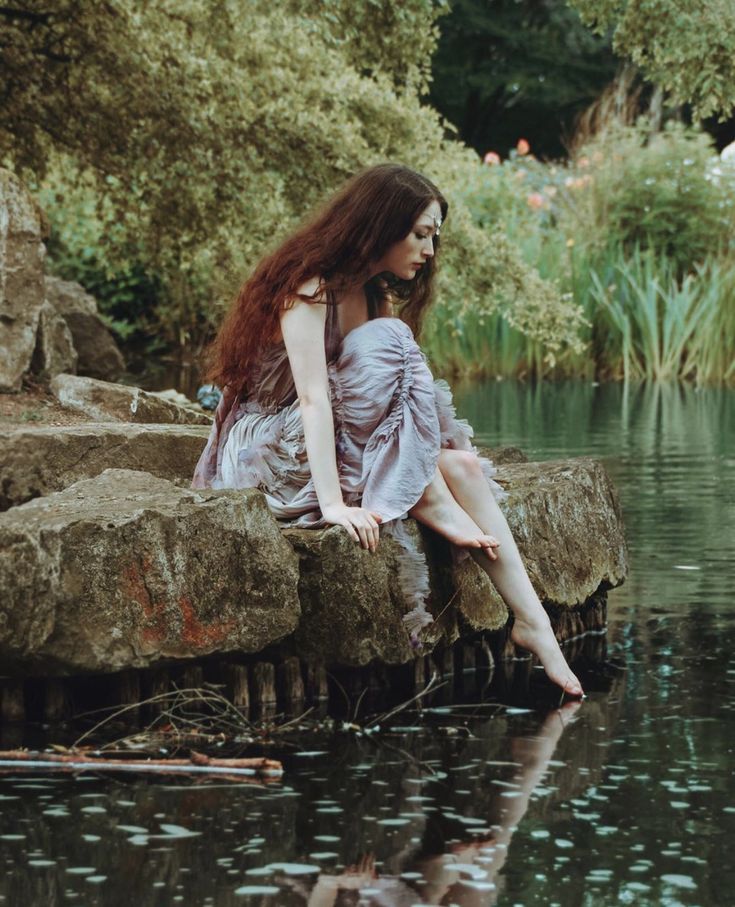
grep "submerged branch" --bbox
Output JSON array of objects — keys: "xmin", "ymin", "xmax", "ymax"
[{"xmin": 0, "ymin": 748, "xmax": 282, "ymax": 781}]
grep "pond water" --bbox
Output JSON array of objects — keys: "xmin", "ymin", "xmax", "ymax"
[{"xmin": 1, "ymin": 380, "xmax": 733, "ymax": 906}]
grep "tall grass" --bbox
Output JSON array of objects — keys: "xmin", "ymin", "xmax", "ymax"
[
  {"xmin": 423, "ymin": 301, "xmax": 545, "ymax": 379},
  {"xmin": 588, "ymin": 247, "xmax": 728, "ymax": 381}
]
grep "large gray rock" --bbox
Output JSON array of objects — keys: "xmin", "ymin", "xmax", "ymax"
[
  {"xmin": 50, "ymin": 373, "xmax": 212, "ymax": 425},
  {"xmin": 44, "ymin": 275, "xmax": 125, "ymax": 380},
  {"xmin": 0, "ymin": 470, "xmax": 301, "ymax": 675},
  {"xmin": 0, "ymin": 169, "xmax": 46, "ymax": 392},
  {"xmin": 499, "ymin": 458, "xmax": 628, "ymax": 605},
  {"xmin": 0, "ymin": 423, "xmax": 211, "ymax": 510},
  {"xmin": 285, "ymin": 521, "xmax": 441, "ymax": 666},
  {"xmin": 30, "ymin": 301, "xmax": 78, "ymax": 379}
]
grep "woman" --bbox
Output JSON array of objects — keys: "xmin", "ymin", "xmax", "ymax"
[{"xmin": 192, "ymin": 163, "xmax": 583, "ymax": 698}]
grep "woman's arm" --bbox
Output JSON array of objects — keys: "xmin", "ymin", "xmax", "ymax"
[
  {"xmin": 280, "ymin": 285, "xmax": 381, "ymax": 551},
  {"xmin": 280, "ymin": 290, "xmax": 340, "ymax": 509}
]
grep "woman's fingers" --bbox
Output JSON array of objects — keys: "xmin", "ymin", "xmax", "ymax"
[
  {"xmin": 352, "ymin": 509, "xmax": 380, "ymax": 551},
  {"xmin": 356, "ymin": 523, "xmax": 371, "ymax": 550},
  {"xmin": 335, "ymin": 508, "xmax": 383, "ymax": 551},
  {"xmin": 344, "ymin": 514, "xmax": 371, "ymax": 551},
  {"xmin": 340, "ymin": 519, "xmax": 360, "ymax": 545},
  {"xmin": 352, "ymin": 510, "xmax": 381, "ymax": 551}
]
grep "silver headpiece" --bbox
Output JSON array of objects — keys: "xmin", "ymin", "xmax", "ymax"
[{"xmin": 433, "ymin": 214, "xmax": 442, "ymax": 236}]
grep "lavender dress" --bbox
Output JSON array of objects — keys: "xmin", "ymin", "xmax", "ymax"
[{"xmin": 192, "ymin": 304, "xmax": 506, "ymax": 637}]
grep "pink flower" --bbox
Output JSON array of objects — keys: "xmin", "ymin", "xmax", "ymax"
[
  {"xmin": 483, "ymin": 150, "xmax": 501, "ymax": 165},
  {"xmin": 564, "ymin": 175, "xmax": 593, "ymax": 190},
  {"xmin": 526, "ymin": 192, "xmax": 547, "ymax": 210},
  {"xmin": 517, "ymin": 138, "xmax": 531, "ymax": 156}
]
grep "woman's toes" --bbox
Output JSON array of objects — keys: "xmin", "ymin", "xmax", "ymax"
[{"xmin": 561, "ymin": 675, "xmax": 584, "ymax": 697}]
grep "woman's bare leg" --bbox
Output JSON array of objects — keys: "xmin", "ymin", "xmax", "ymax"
[
  {"xmin": 408, "ymin": 466, "xmax": 500, "ymax": 557},
  {"xmin": 436, "ymin": 449, "xmax": 583, "ymax": 698}
]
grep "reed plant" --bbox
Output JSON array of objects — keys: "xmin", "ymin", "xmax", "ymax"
[{"xmin": 423, "ymin": 299, "xmax": 545, "ymax": 379}]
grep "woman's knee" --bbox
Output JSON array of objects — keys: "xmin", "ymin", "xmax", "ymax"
[{"xmin": 438, "ymin": 448, "xmax": 483, "ymax": 482}]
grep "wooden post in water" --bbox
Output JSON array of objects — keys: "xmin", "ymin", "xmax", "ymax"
[
  {"xmin": 222, "ymin": 663, "xmax": 250, "ymax": 713},
  {"xmin": 551, "ymin": 608, "xmax": 563, "ymax": 642},
  {"xmin": 116, "ymin": 671, "xmax": 141, "ymax": 714},
  {"xmin": 44, "ymin": 678, "xmax": 72, "ymax": 722},
  {"xmin": 180, "ymin": 664, "xmax": 204, "ymax": 691},
  {"xmin": 276, "ymin": 657, "xmax": 305, "ymax": 708},
  {"xmin": 304, "ymin": 663, "xmax": 329, "ymax": 702},
  {"xmin": 0, "ymin": 681, "xmax": 25, "ymax": 723},
  {"xmin": 568, "ymin": 610, "xmax": 582, "ymax": 640},
  {"xmin": 500, "ymin": 627, "xmax": 517, "ymax": 661},
  {"xmin": 143, "ymin": 668, "xmax": 170, "ymax": 715},
  {"xmin": 413, "ymin": 655, "xmax": 428, "ymax": 688},
  {"xmin": 251, "ymin": 662, "xmax": 277, "ymax": 709},
  {"xmin": 432, "ymin": 647, "xmax": 454, "ymax": 680},
  {"xmin": 453, "ymin": 639, "xmax": 476, "ymax": 674}
]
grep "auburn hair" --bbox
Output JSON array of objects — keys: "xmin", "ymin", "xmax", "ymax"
[{"xmin": 206, "ymin": 163, "xmax": 448, "ymax": 395}]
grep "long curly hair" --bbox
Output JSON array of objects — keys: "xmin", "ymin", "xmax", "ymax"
[{"xmin": 206, "ymin": 163, "xmax": 448, "ymax": 395}]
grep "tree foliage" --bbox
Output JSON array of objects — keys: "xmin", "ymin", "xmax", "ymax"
[
  {"xmin": 568, "ymin": 0, "xmax": 735, "ymax": 121},
  {"xmin": 1, "ymin": 0, "xmax": 584, "ymax": 363}
]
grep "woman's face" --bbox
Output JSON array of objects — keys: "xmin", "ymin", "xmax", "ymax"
[{"xmin": 376, "ymin": 200, "xmax": 442, "ymax": 280}]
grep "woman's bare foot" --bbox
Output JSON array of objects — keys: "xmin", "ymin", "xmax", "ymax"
[
  {"xmin": 410, "ymin": 482, "xmax": 500, "ymax": 559},
  {"xmin": 511, "ymin": 617, "xmax": 584, "ymax": 697}
]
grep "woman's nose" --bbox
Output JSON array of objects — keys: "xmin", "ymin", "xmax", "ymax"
[{"xmin": 422, "ymin": 238, "xmax": 434, "ymax": 258}]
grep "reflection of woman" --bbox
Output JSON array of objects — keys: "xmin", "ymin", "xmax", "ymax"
[
  {"xmin": 193, "ymin": 163, "xmax": 582, "ymax": 697},
  {"xmin": 282, "ymin": 702, "xmax": 582, "ymax": 906}
]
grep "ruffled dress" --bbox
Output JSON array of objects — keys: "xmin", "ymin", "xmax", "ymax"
[{"xmin": 192, "ymin": 303, "xmax": 507, "ymax": 639}]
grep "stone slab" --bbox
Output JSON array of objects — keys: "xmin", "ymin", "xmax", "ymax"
[
  {"xmin": 1, "ymin": 423, "xmax": 211, "ymax": 510},
  {"xmin": 497, "ymin": 457, "xmax": 629, "ymax": 606},
  {"xmin": 30, "ymin": 301, "xmax": 78, "ymax": 380},
  {"xmin": 0, "ymin": 457, "xmax": 628, "ymax": 676},
  {"xmin": 50, "ymin": 373, "xmax": 212, "ymax": 425},
  {"xmin": 0, "ymin": 469, "xmax": 301, "ymax": 675}
]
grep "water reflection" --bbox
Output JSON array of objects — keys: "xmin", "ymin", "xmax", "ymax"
[
  {"xmin": 294, "ymin": 700, "xmax": 587, "ymax": 906},
  {"xmin": 0, "ymin": 683, "xmax": 627, "ymax": 905}
]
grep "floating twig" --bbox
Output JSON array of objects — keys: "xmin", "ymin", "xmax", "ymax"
[{"xmin": 0, "ymin": 749, "xmax": 282, "ymax": 781}]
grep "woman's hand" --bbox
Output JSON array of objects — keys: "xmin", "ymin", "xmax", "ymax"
[{"xmin": 321, "ymin": 503, "xmax": 382, "ymax": 552}]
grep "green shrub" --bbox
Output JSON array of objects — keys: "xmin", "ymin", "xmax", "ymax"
[{"xmin": 570, "ymin": 121, "xmax": 735, "ymax": 275}]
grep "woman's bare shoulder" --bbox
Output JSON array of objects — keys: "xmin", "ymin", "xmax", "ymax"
[
  {"xmin": 293, "ymin": 276, "xmax": 326, "ymax": 302},
  {"xmin": 275, "ymin": 277, "xmax": 328, "ymax": 341}
]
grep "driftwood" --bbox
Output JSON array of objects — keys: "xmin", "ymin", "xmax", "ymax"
[{"xmin": 0, "ymin": 748, "xmax": 282, "ymax": 781}]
